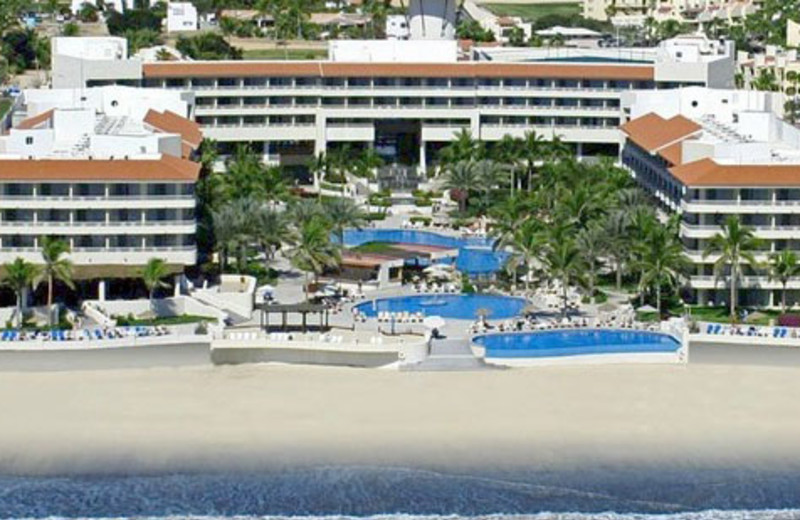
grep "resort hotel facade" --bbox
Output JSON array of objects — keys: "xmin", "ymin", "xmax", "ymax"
[
  {"xmin": 10, "ymin": 34, "xmax": 800, "ymax": 307},
  {"xmin": 50, "ymin": 36, "xmax": 734, "ymax": 186},
  {"xmin": 621, "ymin": 87, "xmax": 800, "ymax": 308},
  {"xmin": 0, "ymin": 85, "xmax": 202, "ymax": 299}
]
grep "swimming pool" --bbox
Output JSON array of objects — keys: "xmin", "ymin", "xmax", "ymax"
[
  {"xmin": 473, "ymin": 329, "xmax": 681, "ymax": 359},
  {"xmin": 355, "ymin": 294, "xmax": 528, "ymax": 320},
  {"xmin": 342, "ymin": 229, "xmax": 506, "ymax": 274}
]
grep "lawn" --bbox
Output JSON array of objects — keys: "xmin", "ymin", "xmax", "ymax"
[
  {"xmin": 483, "ymin": 2, "xmax": 581, "ymax": 22},
  {"xmin": 114, "ymin": 314, "xmax": 216, "ymax": 327},
  {"xmin": 351, "ymin": 242, "xmax": 398, "ymax": 254},
  {"xmin": 242, "ymin": 48, "xmax": 328, "ymax": 60},
  {"xmin": 686, "ymin": 306, "xmax": 783, "ymax": 325}
]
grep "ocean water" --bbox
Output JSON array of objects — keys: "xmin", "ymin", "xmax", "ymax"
[{"xmin": 2, "ymin": 466, "xmax": 800, "ymax": 519}]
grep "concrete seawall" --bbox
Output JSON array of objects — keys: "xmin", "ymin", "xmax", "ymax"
[
  {"xmin": 0, "ymin": 342, "xmax": 211, "ymax": 372},
  {"xmin": 211, "ymin": 346, "xmax": 399, "ymax": 368}
]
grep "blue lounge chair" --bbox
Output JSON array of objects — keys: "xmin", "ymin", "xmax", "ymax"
[
  {"xmin": 780, "ymin": 328, "xmax": 788, "ymax": 338},
  {"xmin": 706, "ymin": 324, "xmax": 714, "ymax": 334}
]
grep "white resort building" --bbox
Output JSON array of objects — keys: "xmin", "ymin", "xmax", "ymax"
[
  {"xmin": 621, "ymin": 87, "xmax": 800, "ymax": 308},
  {"xmin": 0, "ymin": 86, "xmax": 202, "ymax": 298},
  {"xmin": 49, "ymin": 35, "xmax": 734, "ymax": 187}
]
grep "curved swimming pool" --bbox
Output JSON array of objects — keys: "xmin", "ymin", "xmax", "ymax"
[
  {"xmin": 342, "ymin": 229, "xmax": 506, "ymax": 275},
  {"xmin": 355, "ymin": 294, "xmax": 528, "ymax": 320},
  {"xmin": 473, "ymin": 329, "xmax": 681, "ymax": 359}
]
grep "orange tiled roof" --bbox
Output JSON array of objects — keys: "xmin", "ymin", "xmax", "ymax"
[
  {"xmin": 144, "ymin": 109, "xmax": 203, "ymax": 149},
  {"xmin": 16, "ymin": 109, "xmax": 54, "ymax": 130},
  {"xmin": 658, "ymin": 141, "xmax": 685, "ymax": 166},
  {"xmin": 620, "ymin": 113, "xmax": 702, "ymax": 153},
  {"xmin": 670, "ymin": 158, "xmax": 800, "ymax": 187},
  {"xmin": 142, "ymin": 61, "xmax": 655, "ymax": 81},
  {"xmin": 0, "ymin": 154, "xmax": 200, "ymax": 182}
]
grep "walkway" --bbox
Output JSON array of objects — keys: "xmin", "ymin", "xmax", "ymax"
[{"xmin": 401, "ymin": 337, "xmax": 496, "ymax": 372}]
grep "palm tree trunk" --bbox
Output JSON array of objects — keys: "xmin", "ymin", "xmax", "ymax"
[
  {"xmin": 730, "ymin": 264, "xmax": 737, "ymax": 322},
  {"xmin": 616, "ymin": 259, "xmax": 622, "ymax": 291},
  {"xmin": 783, "ymin": 283, "xmax": 788, "ymax": 314},
  {"xmin": 15, "ymin": 292, "xmax": 22, "ymax": 329},
  {"xmin": 656, "ymin": 284, "xmax": 662, "ymax": 318},
  {"xmin": 562, "ymin": 278, "xmax": 568, "ymax": 318},
  {"xmin": 47, "ymin": 274, "xmax": 54, "ymax": 327}
]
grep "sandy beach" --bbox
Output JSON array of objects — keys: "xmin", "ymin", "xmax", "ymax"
[{"xmin": 1, "ymin": 362, "xmax": 800, "ymax": 477}]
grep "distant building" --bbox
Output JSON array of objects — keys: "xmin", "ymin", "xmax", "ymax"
[
  {"xmin": 583, "ymin": 0, "xmax": 758, "ymax": 27},
  {"xmin": 535, "ymin": 26, "xmax": 602, "ymax": 48},
  {"xmin": 385, "ymin": 14, "xmax": 409, "ymax": 40},
  {"xmin": 166, "ymin": 1, "xmax": 198, "ymax": 33},
  {"xmin": 621, "ymin": 87, "xmax": 798, "ymax": 308}
]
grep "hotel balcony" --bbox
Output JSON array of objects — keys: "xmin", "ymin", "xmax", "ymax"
[
  {"xmin": 0, "ymin": 220, "xmax": 195, "ymax": 235},
  {"xmin": 0, "ymin": 196, "xmax": 195, "ymax": 210},
  {"xmin": 689, "ymin": 275, "xmax": 800, "ymax": 290},
  {"xmin": 0, "ymin": 246, "xmax": 196, "ymax": 267},
  {"xmin": 681, "ymin": 222, "xmax": 800, "ymax": 240},
  {"xmin": 681, "ymin": 199, "xmax": 800, "ymax": 214}
]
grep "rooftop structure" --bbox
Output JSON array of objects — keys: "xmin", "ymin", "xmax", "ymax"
[
  {"xmin": 167, "ymin": 2, "xmax": 199, "ymax": 33},
  {"xmin": 583, "ymin": 0, "xmax": 758, "ymax": 27},
  {"xmin": 621, "ymin": 87, "xmax": 800, "ymax": 308}
]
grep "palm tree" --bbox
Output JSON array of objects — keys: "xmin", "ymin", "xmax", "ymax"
[
  {"xmin": 323, "ymin": 197, "xmax": 367, "ymax": 246},
  {"xmin": 287, "ymin": 217, "xmax": 340, "ymax": 301},
  {"xmin": 540, "ymin": 229, "xmax": 586, "ymax": 317},
  {"xmin": 576, "ymin": 223, "xmax": 605, "ymax": 304},
  {"xmin": 769, "ymin": 250, "xmax": 800, "ymax": 313},
  {"xmin": 703, "ymin": 216, "xmax": 762, "ymax": 322},
  {"xmin": 40, "ymin": 236, "xmax": 75, "ymax": 327},
  {"xmin": 520, "ymin": 130, "xmax": 546, "ymax": 191},
  {"xmin": 443, "ymin": 160, "xmax": 480, "ymax": 213},
  {"xmin": 473, "ymin": 159, "xmax": 509, "ymax": 212},
  {"xmin": 505, "ymin": 219, "xmax": 546, "ymax": 292},
  {"xmin": 2, "ymin": 258, "xmax": 41, "ymax": 329},
  {"xmin": 634, "ymin": 219, "xmax": 689, "ymax": 317},
  {"xmin": 254, "ymin": 205, "xmax": 294, "ymax": 272},
  {"xmin": 603, "ymin": 210, "xmax": 632, "ymax": 291},
  {"xmin": 439, "ymin": 129, "xmax": 482, "ymax": 167},
  {"xmin": 141, "ymin": 258, "xmax": 170, "ymax": 312}
]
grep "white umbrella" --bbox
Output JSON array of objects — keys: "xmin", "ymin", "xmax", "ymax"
[
  {"xmin": 637, "ymin": 304, "xmax": 658, "ymax": 313},
  {"xmin": 423, "ymin": 315, "xmax": 446, "ymax": 329}
]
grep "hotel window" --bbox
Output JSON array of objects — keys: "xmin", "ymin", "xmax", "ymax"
[
  {"xmin": 295, "ymin": 77, "xmax": 318, "ymax": 87},
  {"xmin": 323, "ymin": 78, "xmax": 345, "ymax": 87},
  {"xmin": 451, "ymin": 78, "xmax": 473, "ymax": 88},
  {"xmin": 426, "ymin": 78, "xmax": 449, "ymax": 87},
  {"xmin": 25, "ymin": 136, "xmax": 33, "ymax": 145},
  {"xmin": 477, "ymin": 78, "xmax": 500, "ymax": 87},
  {"xmin": 243, "ymin": 77, "xmax": 267, "ymax": 88},
  {"xmin": 347, "ymin": 77, "xmax": 370, "ymax": 87},
  {"xmin": 217, "ymin": 78, "xmax": 239, "ymax": 88},
  {"xmin": 39, "ymin": 183, "xmax": 69, "ymax": 197},
  {"xmin": 269, "ymin": 77, "xmax": 292, "ymax": 87},
  {"xmin": 191, "ymin": 78, "xmax": 214, "ymax": 88}
]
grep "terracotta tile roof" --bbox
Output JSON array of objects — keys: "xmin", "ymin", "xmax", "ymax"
[
  {"xmin": 340, "ymin": 252, "xmax": 402, "ymax": 268},
  {"xmin": 142, "ymin": 61, "xmax": 655, "ymax": 81},
  {"xmin": 620, "ymin": 113, "xmax": 702, "ymax": 153},
  {"xmin": 669, "ymin": 158, "xmax": 800, "ymax": 187},
  {"xmin": 0, "ymin": 154, "xmax": 200, "ymax": 182},
  {"xmin": 144, "ymin": 109, "xmax": 203, "ymax": 149},
  {"xmin": 658, "ymin": 141, "xmax": 685, "ymax": 166},
  {"xmin": 16, "ymin": 109, "xmax": 54, "ymax": 130}
]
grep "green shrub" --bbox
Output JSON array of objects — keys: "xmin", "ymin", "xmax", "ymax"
[
  {"xmin": 461, "ymin": 273, "xmax": 475, "ymax": 294},
  {"xmin": 410, "ymin": 216, "xmax": 431, "ymax": 224},
  {"xmin": 365, "ymin": 212, "xmax": 387, "ymax": 221}
]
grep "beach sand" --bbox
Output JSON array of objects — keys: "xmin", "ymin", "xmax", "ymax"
[{"xmin": 1, "ymin": 362, "xmax": 800, "ymax": 477}]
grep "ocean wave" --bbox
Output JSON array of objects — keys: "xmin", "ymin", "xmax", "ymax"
[
  {"xmin": 6, "ymin": 511, "xmax": 800, "ymax": 520},
  {"xmin": 2, "ymin": 466, "xmax": 800, "ymax": 519}
]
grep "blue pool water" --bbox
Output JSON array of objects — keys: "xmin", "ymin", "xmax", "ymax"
[
  {"xmin": 355, "ymin": 293, "xmax": 527, "ymax": 320},
  {"xmin": 474, "ymin": 329, "xmax": 681, "ymax": 358},
  {"xmin": 342, "ymin": 229, "xmax": 506, "ymax": 274}
]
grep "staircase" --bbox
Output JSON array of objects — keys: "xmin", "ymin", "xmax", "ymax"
[{"xmin": 401, "ymin": 338, "xmax": 498, "ymax": 372}]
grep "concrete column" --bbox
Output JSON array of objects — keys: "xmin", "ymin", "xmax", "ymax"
[
  {"xmin": 174, "ymin": 274, "xmax": 182, "ymax": 297},
  {"xmin": 419, "ymin": 141, "xmax": 427, "ymax": 175},
  {"xmin": 769, "ymin": 290, "xmax": 775, "ymax": 309},
  {"xmin": 98, "ymin": 280, "xmax": 106, "ymax": 302}
]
